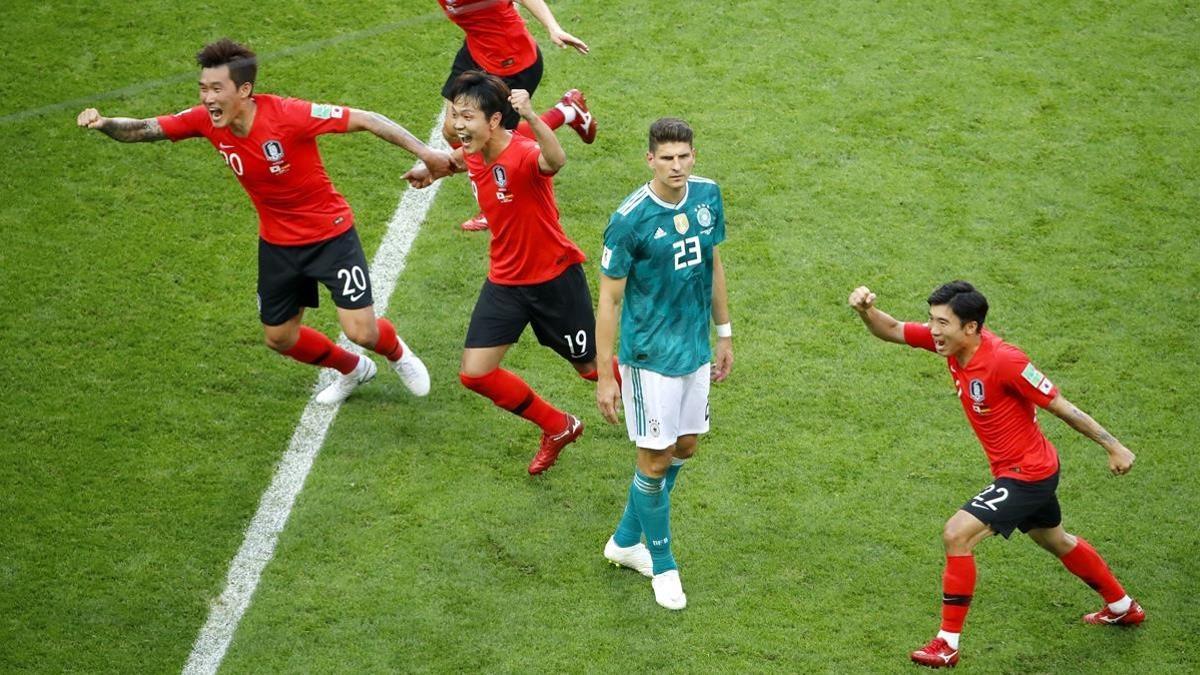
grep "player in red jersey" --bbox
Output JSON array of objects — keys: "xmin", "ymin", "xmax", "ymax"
[
  {"xmin": 406, "ymin": 71, "xmax": 595, "ymax": 474},
  {"xmin": 77, "ymin": 38, "xmax": 453, "ymax": 404},
  {"xmin": 437, "ymin": 0, "xmax": 596, "ymax": 231},
  {"xmin": 849, "ymin": 281, "xmax": 1143, "ymax": 669}
]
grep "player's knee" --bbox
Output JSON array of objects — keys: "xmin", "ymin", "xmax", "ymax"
[
  {"xmin": 344, "ymin": 324, "xmax": 378, "ymax": 348},
  {"xmin": 263, "ymin": 332, "xmax": 296, "ymax": 353},
  {"xmin": 460, "ymin": 370, "xmax": 491, "ymax": 392},
  {"xmin": 674, "ymin": 440, "xmax": 698, "ymax": 460},
  {"xmin": 941, "ymin": 520, "xmax": 972, "ymax": 551}
]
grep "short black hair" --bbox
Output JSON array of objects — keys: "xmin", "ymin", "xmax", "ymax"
[
  {"xmin": 648, "ymin": 117, "xmax": 694, "ymax": 152},
  {"xmin": 446, "ymin": 70, "xmax": 517, "ymax": 129},
  {"xmin": 928, "ymin": 280, "xmax": 988, "ymax": 328},
  {"xmin": 196, "ymin": 38, "xmax": 257, "ymax": 90}
]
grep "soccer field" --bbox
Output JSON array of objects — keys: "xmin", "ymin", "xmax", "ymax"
[{"xmin": 2, "ymin": 0, "xmax": 1198, "ymax": 672}]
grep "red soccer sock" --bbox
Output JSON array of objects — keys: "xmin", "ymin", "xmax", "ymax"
[
  {"xmin": 283, "ymin": 326, "xmax": 360, "ymax": 375},
  {"xmin": 373, "ymin": 318, "xmax": 405, "ymax": 361},
  {"xmin": 515, "ymin": 108, "xmax": 567, "ymax": 139},
  {"xmin": 460, "ymin": 368, "xmax": 566, "ymax": 433},
  {"xmin": 1059, "ymin": 537, "xmax": 1126, "ymax": 603},
  {"xmin": 940, "ymin": 554, "xmax": 976, "ymax": 633}
]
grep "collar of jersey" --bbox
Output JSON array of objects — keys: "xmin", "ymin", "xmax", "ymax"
[{"xmin": 645, "ymin": 181, "xmax": 690, "ymax": 210}]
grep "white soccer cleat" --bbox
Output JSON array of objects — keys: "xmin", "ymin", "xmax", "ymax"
[
  {"xmin": 316, "ymin": 355, "xmax": 377, "ymax": 405},
  {"xmin": 390, "ymin": 338, "xmax": 430, "ymax": 396},
  {"xmin": 604, "ymin": 537, "xmax": 654, "ymax": 578},
  {"xmin": 651, "ymin": 569, "xmax": 687, "ymax": 610}
]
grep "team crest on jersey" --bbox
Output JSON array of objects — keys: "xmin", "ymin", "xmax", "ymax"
[
  {"xmin": 492, "ymin": 165, "xmax": 508, "ymax": 188},
  {"xmin": 695, "ymin": 203, "xmax": 713, "ymax": 228},
  {"xmin": 968, "ymin": 378, "xmax": 991, "ymax": 414},
  {"xmin": 673, "ymin": 212, "xmax": 690, "ymax": 235},
  {"xmin": 262, "ymin": 140, "xmax": 285, "ymax": 162}
]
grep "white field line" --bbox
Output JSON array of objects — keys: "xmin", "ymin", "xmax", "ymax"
[{"xmin": 182, "ymin": 111, "xmax": 450, "ymax": 675}]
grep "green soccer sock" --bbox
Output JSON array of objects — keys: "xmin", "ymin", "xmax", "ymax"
[
  {"xmin": 665, "ymin": 457, "xmax": 686, "ymax": 493},
  {"xmin": 612, "ymin": 482, "xmax": 642, "ymax": 548},
  {"xmin": 631, "ymin": 470, "xmax": 676, "ymax": 574}
]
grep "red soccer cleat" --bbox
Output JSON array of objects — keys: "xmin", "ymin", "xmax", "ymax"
[
  {"xmin": 910, "ymin": 637, "xmax": 959, "ymax": 668},
  {"xmin": 561, "ymin": 89, "xmax": 597, "ymax": 144},
  {"xmin": 529, "ymin": 414, "xmax": 582, "ymax": 475},
  {"xmin": 460, "ymin": 212, "xmax": 488, "ymax": 231},
  {"xmin": 1083, "ymin": 600, "xmax": 1145, "ymax": 626}
]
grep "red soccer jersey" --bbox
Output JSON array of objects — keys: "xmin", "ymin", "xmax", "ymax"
[
  {"xmin": 439, "ymin": 0, "xmax": 538, "ymax": 75},
  {"xmin": 156, "ymin": 94, "xmax": 353, "ymax": 246},
  {"xmin": 904, "ymin": 324, "xmax": 1061, "ymax": 481},
  {"xmin": 463, "ymin": 134, "xmax": 585, "ymax": 285}
]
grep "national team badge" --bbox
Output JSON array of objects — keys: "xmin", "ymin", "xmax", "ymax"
[
  {"xmin": 695, "ymin": 203, "xmax": 713, "ymax": 228},
  {"xmin": 492, "ymin": 165, "xmax": 508, "ymax": 188},
  {"xmin": 673, "ymin": 212, "xmax": 690, "ymax": 235},
  {"xmin": 262, "ymin": 140, "xmax": 285, "ymax": 162},
  {"xmin": 649, "ymin": 419, "xmax": 661, "ymax": 438},
  {"xmin": 968, "ymin": 379, "xmax": 985, "ymax": 403}
]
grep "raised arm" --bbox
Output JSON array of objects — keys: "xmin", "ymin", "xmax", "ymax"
[
  {"xmin": 1044, "ymin": 394, "xmax": 1136, "ymax": 475},
  {"xmin": 77, "ymin": 109, "xmax": 166, "ymax": 143},
  {"xmin": 347, "ymin": 109, "xmax": 453, "ymax": 176},
  {"xmin": 516, "ymin": 0, "xmax": 589, "ymax": 54},
  {"xmin": 509, "ymin": 89, "xmax": 565, "ymax": 174},
  {"xmin": 711, "ymin": 246, "xmax": 733, "ymax": 382},
  {"xmin": 848, "ymin": 285, "xmax": 906, "ymax": 344},
  {"xmin": 595, "ymin": 273, "xmax": 627, "ymax": 425}
]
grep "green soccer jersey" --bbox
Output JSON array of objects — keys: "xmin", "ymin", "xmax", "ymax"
[{"xmin": 601, "ymin": 176, "xmax": 726, "ymax": 377}]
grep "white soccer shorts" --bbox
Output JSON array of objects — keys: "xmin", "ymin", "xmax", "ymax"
[{"xmin": 620, "ymin": 363, "xmax": 711, "ymax": 450}]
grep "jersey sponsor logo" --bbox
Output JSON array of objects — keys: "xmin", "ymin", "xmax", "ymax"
[
  {"xmin": 695, "ymin": 203, "xmax": 713, "ymax": 228},
  {"xmin": 653, "ymin": 228, "xmax": 668, "ymax": 239},
  {"xmin": 262, "ymin": 139, "xmax": 285, "ymax": 162},
  {"xmin": 601, "ymin": 246, "xmax": 613, "ymax": 269},
  {"xmin": 673, "ymin": 212, "xmax": 690, "ymax": 235},
  {"xmin": 218, "ymin": 142, "xmax": 235, "ymax": 149},
  {"xmin": 701, "ymin": 227, "xmax": 714, "ymax": 236},
  {"xmin": 310, "ymin": 103, "xmax": 345, "ymax": 120}
]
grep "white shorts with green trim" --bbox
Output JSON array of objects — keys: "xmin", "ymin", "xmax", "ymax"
[{"xmin": 620, "ymin": 363, "xmax": 711, "ymax": 450}]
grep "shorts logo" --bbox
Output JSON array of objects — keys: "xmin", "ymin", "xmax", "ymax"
[
  {"xmin": 673, "ymin": 213, "xmax": 690, "ymax": 235},
  {"xmin": 310, "ymin": 104, "xmax": 344, "ymax": 120},
  {"xmin": 695, "ymin": 203, "xmax": 713, "ymax": 228},
  {"xmin": 648, "ymin": 419, "xmax": 661, "ymax": 438},
  {"xmin": 262, "ymin": 140, "xmax": 285, "ymax": 162}
]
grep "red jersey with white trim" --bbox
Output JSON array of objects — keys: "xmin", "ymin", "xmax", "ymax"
[
  {"xmin": 904, "ymin": 324, "xmax": 1061, "ymax": 481},
  {"xmin": 464, "ymin": 133, "xmax": 585, "ymax": 285},
  {"xmin": 156, "ymin": 94, "xmax": 353, "ymax": 246},
  {"xmin": 438, "ymin": 0, "xmax": 538, "ymax": 75}
]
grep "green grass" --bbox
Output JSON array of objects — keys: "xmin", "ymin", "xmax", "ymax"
[{"xmin": 1, "ymin": 0, "xmax": 1197, "ymax": 672}]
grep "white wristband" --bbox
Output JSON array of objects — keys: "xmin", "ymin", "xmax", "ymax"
[{"xmin": 715, "ymin": 322, "xmax": 732, "ymax": 338}]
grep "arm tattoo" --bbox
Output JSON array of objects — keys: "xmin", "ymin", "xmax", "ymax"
[
  {"xmin": 100, "ymin": 117, "xmax": 166, "ymax": 143},
  {"xmin": 1068, "ymin": 405, "xmax": 1116, "ymax": 445},
  {"xmin": 367, "ymin": 112, "xmax": 420, "ymax": 152}
]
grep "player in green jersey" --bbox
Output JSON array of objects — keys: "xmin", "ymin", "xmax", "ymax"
[{"xmin": 595, "ymin": 118, "xmax": 733, "ymax": 610}]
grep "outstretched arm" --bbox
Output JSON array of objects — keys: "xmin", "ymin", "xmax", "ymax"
[
  {"xmin": 711, "ymin": 247, "xmax": 733, "ymax": 382},
  {"xmin": 516, "ymin": 0, "xmax": 589, "ymax": 54},
  {"xmin": 1044, "ymin": 394, "xmax": 1136, "ymax": 475},
  {"xmin": 595, "ymin": 273, "xmax": 626, "ymax": 425},
  {"xmin": 347, "ymin": 109, "xmax": 453, "ymax": 176},
  {"xmin": 77, "ymin": 109, "xmax": 166, "ymax": 143},
  {"xmin": 848, "ymin": 285, "xmax": 906, "ymax": 344}
]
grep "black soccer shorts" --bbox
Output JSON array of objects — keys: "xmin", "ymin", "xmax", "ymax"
[
  {"xmin": 960, "ymin": 471, "xmax": 1062, "ymax": 538},
  {"xmin": 441, "ymin": 42, "xmax": 545, "ymax": 130},
  {"xmin": 464, "ymin": 263, "xmax": 596, "ymax": 363},
  {"xmin": 256, "ymin": 227, "xmax": 373, "ymax": 326}
]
